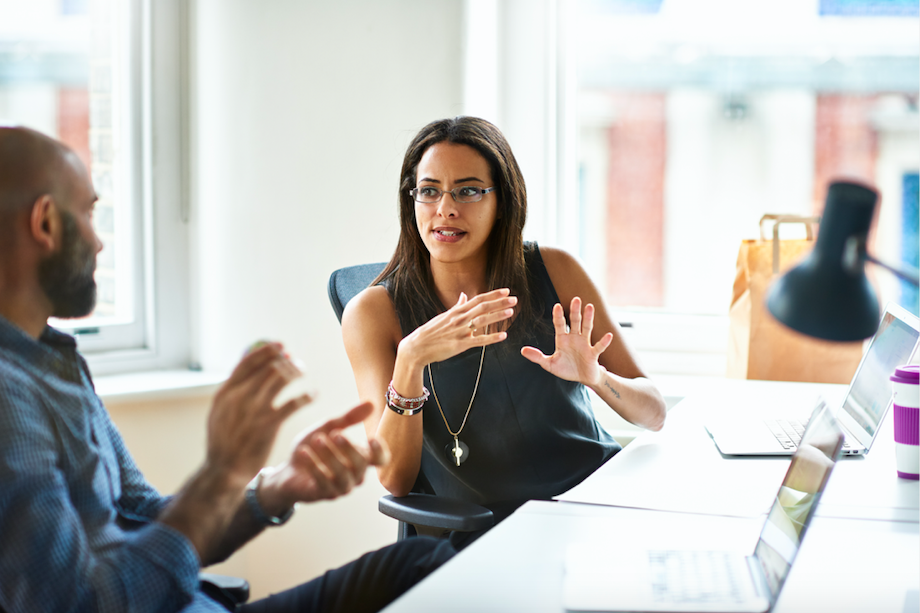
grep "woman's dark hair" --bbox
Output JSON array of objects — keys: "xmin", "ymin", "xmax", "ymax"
[{"xmin": 373, "ymin": 116, "xmax": 534, "ymax": 336}]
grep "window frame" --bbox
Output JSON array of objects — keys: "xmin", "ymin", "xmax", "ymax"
[
  {"xmin": 486, "ymin": 0, "xmax": 728, "ymax": 376},
  {"xmin": 74, "ymin": 0, "xmax": 193, "ymax": 376}
]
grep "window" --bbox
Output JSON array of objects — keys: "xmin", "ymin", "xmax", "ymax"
[
  {"xmin": 0, "ymin": 0, "xmax": 192, "ymax": 374},
  {"xmin": 1, "ymin": 0, "xmax": 140, "ymax": 347},
  {"xmin": 486, "ymin": 0, "xmax": 919, "ymax": 375}
]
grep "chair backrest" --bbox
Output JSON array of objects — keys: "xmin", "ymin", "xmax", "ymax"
[
  {"xmin": 327, "ymin": 261, "xmax": 495, "ymax": 540},
  {"xmin": 327, "ymin": 262, "xmax": 387, "ymax": 322}
]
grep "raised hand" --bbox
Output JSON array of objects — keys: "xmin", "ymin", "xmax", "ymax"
[
  {"xmin": 520, "ymin": 296, "xmax": 613, "ymax": 387},
  {"xmin": 275, "ymin": 402, "xmax": 390, "ymax": 504},
  {"xmin": 160, "ymin": 342, "xmax": 314, "ymax": 560},
  {"xmin": 397, "ymin": 288, "xmax": 517, "ymax": 367},
  {"xmin": 206, "ymin": 342, "xmax": 313, "ymax": 484}
]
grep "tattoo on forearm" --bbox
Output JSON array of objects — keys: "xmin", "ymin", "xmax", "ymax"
[{"xmin": 604, "ymin": 380, "xmax": 621, "ymax": 399}]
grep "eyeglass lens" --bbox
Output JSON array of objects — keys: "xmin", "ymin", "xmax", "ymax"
[{"xmin": 412, "ymin": 186, "xmax": 485, "ymax": 203}]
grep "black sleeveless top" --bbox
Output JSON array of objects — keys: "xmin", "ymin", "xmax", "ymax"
[{"xmin": 407, "ymin": 243, "xmax": 621, "ymax": 510}]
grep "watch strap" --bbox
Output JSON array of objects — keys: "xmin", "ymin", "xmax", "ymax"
[{"xmin": 246, "ymin": 468, "xmax": 294, "ymax": 527}]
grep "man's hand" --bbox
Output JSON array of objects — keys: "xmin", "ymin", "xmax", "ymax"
[
  {"xmin": 205, "ymin": 342, "xmax": 313, "ymax": 484},
  {"xmin": 257, "ymin": 402, "xmax": 390, "ymax": 516},
  {"xmin": 159, "ymin": 342, "xmax": 312, "ymax": 560}
]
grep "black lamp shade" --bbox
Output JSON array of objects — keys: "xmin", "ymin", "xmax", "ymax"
[{"xmin": 766, "ymin": 181, "xmax": 880, "ymax": 341}]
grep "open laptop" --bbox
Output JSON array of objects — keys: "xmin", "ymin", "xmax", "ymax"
[
  {"xmin": 705, "ymin": 302, "xmax": 920, "ymax": 456},
  {"xmin": 564, "ymin": 402, "xmax": 845, "ymax": 613}
]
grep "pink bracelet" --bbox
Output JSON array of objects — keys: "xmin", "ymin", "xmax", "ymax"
[{"xmin": 386, "ymin": 380, "xmax": 429, "ymax": 415}]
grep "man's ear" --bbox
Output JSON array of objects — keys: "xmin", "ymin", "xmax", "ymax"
[{"xmin": 29, "ymin": 195, "xmax": 59, "ymax": 253}]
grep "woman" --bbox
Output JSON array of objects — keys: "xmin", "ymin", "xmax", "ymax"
[{"xmin": 342, "ymin": 117, "xmax": 665, "ymax": 545}]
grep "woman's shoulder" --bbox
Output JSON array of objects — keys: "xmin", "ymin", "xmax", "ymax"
[
  {"xmin": 531, "ymin": 244, "xmax": 585, "ymax": 277},
  {"xmin": 343, "ymin": 284, "xmax": 392, "ymax": 316},
  {"xmin": 530, "ymin": 245, "xmax": 595, "ymax": 307},
  {"xmin": 341, "ymin": 284, "xmax": 404, "ymax": 349},
  {"xmin": 342, "ymin": 285, "xmax": 397, "ymax": 328}
]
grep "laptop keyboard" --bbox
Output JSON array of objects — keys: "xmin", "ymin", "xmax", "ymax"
[
  {"xmin": 648, "ymin": 550, "xmax": 748, "ymax": 605},
  {"xmin": 765, "ymin": 418, "xmax": 851, "ymax": 451},
  {"xmin": 765, "ymin": 418, "xmax": 805, "ymax": 450}
]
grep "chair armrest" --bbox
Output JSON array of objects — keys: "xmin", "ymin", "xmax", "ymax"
[
  {"xmin": 379, "ymin": 493, "xmax": 494, "ymax": 532},
  {"xmin": 199, "ymin": 572, "xmax": 250, "ymax": 607}
]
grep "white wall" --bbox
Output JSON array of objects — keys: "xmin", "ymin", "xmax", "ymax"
[{"xmin": 156, "ymin": 0, "xmax": 462, "ymax": 599}]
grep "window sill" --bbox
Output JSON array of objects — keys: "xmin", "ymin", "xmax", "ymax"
[{"xmin": 94, "ymin": 369, "xmax": 228, "ymax": 404}]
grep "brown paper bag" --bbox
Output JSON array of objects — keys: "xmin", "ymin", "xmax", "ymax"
[{"xmin": 726, "ymin": 215, "xmax": 864, "ymax": 384}]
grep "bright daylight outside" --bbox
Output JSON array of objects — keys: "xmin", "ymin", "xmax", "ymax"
[
  {"xmin": 574, "ymin": 0, "xmax": 919, "ymax": 323},
  {"xmin": 1, "ymin": 0, "xmax": 917, "ymax": 365},
  {"xmin": 0, "ymin": 0, "xmax": 133, "ymax": 336}
]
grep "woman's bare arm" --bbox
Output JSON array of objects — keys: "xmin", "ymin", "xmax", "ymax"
[
  {"xmin": 532, "ymin": 246, "xmax": 666, "ymax": 431},
  {"xmin": 342, "ymin": 285, "xmax": 517, "ymax": 495}
]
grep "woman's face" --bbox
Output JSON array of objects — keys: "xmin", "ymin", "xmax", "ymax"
[{"xmin": 414, "ymin": 141, "xmax": 498, "ymax": 267}]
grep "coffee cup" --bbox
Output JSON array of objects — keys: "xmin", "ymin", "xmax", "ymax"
[{"xmin": 890, "ymin": 365, "xmax": 919, "ymax": 480}]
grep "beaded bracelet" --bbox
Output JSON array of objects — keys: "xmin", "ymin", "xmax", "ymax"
[
  {"xmin": 386, "ymin": 397, "xmax": 424, "ymax": 416},
  {"xmin": 386, "ymin": 380, "xmax": 429, "ymax": 416}
]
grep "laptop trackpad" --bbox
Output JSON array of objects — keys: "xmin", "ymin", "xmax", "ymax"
[{"xmin": 705, "ymin": 421, "xmax": 788, "ymax": 456}]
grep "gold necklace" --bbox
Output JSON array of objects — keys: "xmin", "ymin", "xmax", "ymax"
[{"xmin": 427, "ymin": 342, "xmax": 486, "ymax": 467}]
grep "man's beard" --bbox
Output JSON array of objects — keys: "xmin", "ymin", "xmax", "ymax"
[{"xmin": 38, "ymin": 210, "xmax": 97, "ymax": 319}]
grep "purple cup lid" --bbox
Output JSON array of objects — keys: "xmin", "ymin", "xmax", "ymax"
[{"xmin": 891, "ymin": 364, "xmax": 920, "ymax": 385}]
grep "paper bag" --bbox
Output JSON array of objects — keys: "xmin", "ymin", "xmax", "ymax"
[{"xmin": 726, "ymin": 215, "xmax": 864, "ymax": 384}]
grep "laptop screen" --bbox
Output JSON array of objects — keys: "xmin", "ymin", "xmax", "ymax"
[
  {"xmin": 842, "ymin": 306, "xmax": 920, "ymax": 438},
  {"xmin": 752, "ymin": 402, "xmax": 844, "ymax": 601}
]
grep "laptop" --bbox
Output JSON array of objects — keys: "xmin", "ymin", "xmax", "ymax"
[
  {"xmin": 563, "ymin": 402, "xmax": 845, "ymax": 613},
  {"xmin": 705, "ymin": 302, "xmax": 920, "ymax": 456}
]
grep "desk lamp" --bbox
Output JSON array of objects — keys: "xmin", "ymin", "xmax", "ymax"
[{"xmin": 767, "ymin": 179, "xmax": 920, "ymax": 342}]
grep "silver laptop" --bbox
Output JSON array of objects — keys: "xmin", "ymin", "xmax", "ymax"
[
  {"xmin": 564, "ymin": 403, "xmax": 845, "ymax": 613},
  {"xmin": 705, "ymin": 302, "xmax": 920, "ymax": 456}
]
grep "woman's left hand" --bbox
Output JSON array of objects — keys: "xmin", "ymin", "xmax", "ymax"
[{"xmin": 520, "ymin": 296, "xmax": 613, "ymax": 387}]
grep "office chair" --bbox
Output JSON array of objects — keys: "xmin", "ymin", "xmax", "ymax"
[
  {"xmin": 328, "ymin": 263, "xmax": 494, "ymax": 540},
  {"xmin": 200, "ymin": 572, "xmax": 250, "ymax": 608}
]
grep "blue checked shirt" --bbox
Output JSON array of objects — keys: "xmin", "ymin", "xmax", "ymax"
[{"xmin": 0, "ymin": 315, "xmax": 226, "ymax": 612}]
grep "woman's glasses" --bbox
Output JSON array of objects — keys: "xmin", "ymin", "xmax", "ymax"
[{"xmin": 410, "ymin": 186, "xmax": 496, "ymax": 204}]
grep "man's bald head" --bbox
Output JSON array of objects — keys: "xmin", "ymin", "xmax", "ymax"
[
  {"xmin": 0, "ymin": 127, "xmax": 92, "ymax": 257},
  {"xmin": 0, "ymin": 127, "xmax": 84, "ymax": 220},
  {"xmin": 0, "ymin": 127, "xmax": 101, "ymax": 326}
]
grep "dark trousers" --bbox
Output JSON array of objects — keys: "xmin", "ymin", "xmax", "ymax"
[{"xmin": 236, "ymin": 536, "xmax": 455, "ymax": 613}]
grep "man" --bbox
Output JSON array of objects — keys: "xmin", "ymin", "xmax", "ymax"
[{"xmin": 0, "ymin": 127, "xmax": 453, "ymax": 612}]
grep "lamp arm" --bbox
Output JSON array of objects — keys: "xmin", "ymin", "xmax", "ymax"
[
  {"xmin": 865, "ymin": 253, "xmax": 920, "ymax": 287},
  {"xmin": 843, "ymin": 236, "xmax": 919, "ymax": 286}
]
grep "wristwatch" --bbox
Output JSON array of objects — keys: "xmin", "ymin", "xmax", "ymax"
[{"xmin": 246, "ymin": 468, "xmax": 294, "ymax": 527}]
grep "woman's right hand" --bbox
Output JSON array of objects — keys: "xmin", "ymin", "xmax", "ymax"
[
  {"xmin": 342, "ymin": 286, "xmax": 516, "ymax": 497},
  {"xmin": 396, "ymin": 288, "xmax": 517, "ymax": 369}
]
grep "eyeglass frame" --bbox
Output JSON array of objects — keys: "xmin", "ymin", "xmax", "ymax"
[{"xmin": 409, "ymin": 185, "xmax": 497, "ymax": 204}]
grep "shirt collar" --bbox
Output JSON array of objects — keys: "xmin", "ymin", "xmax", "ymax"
[{"xmin": 0, "ymin": 313, "xmax": 78, "ymax": 371}]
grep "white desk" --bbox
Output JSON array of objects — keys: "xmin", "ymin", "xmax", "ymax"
[
  {"xmin": 383, "ymin": 379, "xmax": 920, "ymax": 613},
  {"xmin": 560, "ymin": 379, "xmax": 919, "ymax": 521},
  {"xmin": 384, "ymin": 501, "xmax": 919, "ymax": 613}
]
